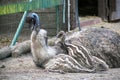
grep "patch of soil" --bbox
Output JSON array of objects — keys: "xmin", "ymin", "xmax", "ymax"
[{"xmin": 0, "ymin": 54, "xmax": 120, "ymax": 80}]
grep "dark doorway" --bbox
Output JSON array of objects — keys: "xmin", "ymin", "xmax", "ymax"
[{"xmin": 78, "ymin": 0, "xmax": 98, "ymax": 16}]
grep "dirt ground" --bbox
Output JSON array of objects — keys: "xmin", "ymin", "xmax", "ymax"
[
  {"xmin": 0, "ymin": 54, "xmax": 120, "ymax": 80},
  {"xmin": 0, "ymin": 17, "xmax": 120, "ymax": 80}
]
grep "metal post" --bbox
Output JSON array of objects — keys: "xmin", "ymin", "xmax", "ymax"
[
  {"xmin": 68, "ymin": 0, "xmax": 70, "ymax": 32},
  {"xmin": 76, "ymin": 0, "xmax": 81, "ymax": 31},
  {"xmin": 10, "ymin": 11, "xmax": 28, "ymax": 46},
  {"xmin": 63, "ymin": 0, "xmax": 66, "ymax": 23},
  {"xmin": 56, "ymin": 6, "xmax": 60, "ymax": 33},
  {"xmin": 10, "ymin": 0, "xmax": 32, "ymax": 46}
]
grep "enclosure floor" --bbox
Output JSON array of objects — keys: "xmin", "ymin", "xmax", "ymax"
[
  {"xmin": 0, "ymin": 54, "xmax": 120, "ymax": 80},
  {"xmin": 1, "ymin": 16, "xmax": 120, "ymax": 80}
]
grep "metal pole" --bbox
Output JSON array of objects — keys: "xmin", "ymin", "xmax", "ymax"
[
  {"xmin": 56, "ymin": 6, "xmax": 60, "ymax": 33},
  {"xmin": 63, "ymin": 0, "xmax": 66, "ymax": 23},
  {"xmin": 10, "ymin": 0, "xmax": 32, "ymax": 46},
  {"xmin": 76, "ymin": 0, "xmax": 81, "ymax": 31},
  {"xmin": 68, "ymin": 0, "xmax": 70, "ymax": 32},
  {"xmin": 10, "ymin": 11, "xmax": 28, "ymax": 46}
]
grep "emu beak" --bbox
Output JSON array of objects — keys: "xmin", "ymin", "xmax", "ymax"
[
  {"xmin": 30, "ymin": 24, "xmax": 35, "ymax": 31},
  {"xmin": 26, "ymin": 17, "xmax": 34, "ymax": 31},
  {"xmin": 27, "ymin": 23, "xmax": 33, "ymax": 31}
]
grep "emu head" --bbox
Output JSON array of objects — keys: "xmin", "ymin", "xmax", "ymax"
[
  {"xmin": 54, "ymin": 31, "xmax": 69, "ymax": 53},
  {"xmin": 55, "ymin": 31, "xmax": 66, "ymax": 45},
  {"xmin": 55, "ymin": 31, "xmax": 75, "ymax": 45},
  {"xmin": 26, "ymin": 13, "xmax": 40, "ymax": 31}
]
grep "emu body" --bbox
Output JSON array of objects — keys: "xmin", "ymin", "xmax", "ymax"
[
  {"xmin": 55, "ymin": 27, "xmax": 120, "ymax": 68},
  {"xmin": 31, "ymin": 29, "xmax": 109, "ymax": 73}
]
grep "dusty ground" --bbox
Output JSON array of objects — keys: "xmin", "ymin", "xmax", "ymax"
[
  {"xmin": 0, "ymin": 16, "xmax": 120, "ymax": 80},
  {"xmin": 0, "ymin": 54, "xmax": 120, "ymax": 80}
]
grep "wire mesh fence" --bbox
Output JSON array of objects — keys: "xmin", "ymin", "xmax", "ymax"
[{"xmin": 0, "ymin": 0, "xmax": 65, "ymax": 47}]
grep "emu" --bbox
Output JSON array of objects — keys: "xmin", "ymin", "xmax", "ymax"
[
  {"xmin": 31, "ymin": 29, "xmax": 57, "ymax": 66},
  {"xmin": 26, "ymin": 13, "xmax": 109, "ymax": 73},
  {"xmin": 31, "ymin": 28, "xmax": 108, "ymax": 73},
  {"xmin": 55, "ymin": 28, "xmax": 120, "ymax": 68}
]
